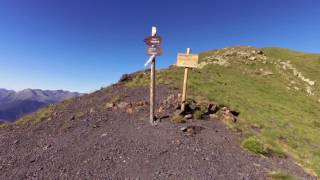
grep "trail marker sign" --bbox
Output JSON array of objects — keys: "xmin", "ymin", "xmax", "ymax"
[
  {"xmin": 144, "ymin": 36, "xmax": 162, "ymax": 46},
  {"xmin": 176, "ymin": 48, "xmax": 199, "ymax": 112},
  {"xmin": 177, "ymin": 53, "xmax": 199, "ymax": 68},
  {"xmin": 147, "ymin": 47, "xmax": 163, "ymax": 56}
]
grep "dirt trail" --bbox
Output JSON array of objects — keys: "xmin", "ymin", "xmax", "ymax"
[{"xmin": 0, "ymin": 84, "xmax": 315, "ymax": 179}]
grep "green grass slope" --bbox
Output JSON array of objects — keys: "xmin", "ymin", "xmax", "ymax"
[{"xmin": 127, "ymin": 46, "xmax": 320, "ymax": 176}]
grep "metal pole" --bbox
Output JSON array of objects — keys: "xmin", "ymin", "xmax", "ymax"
[{"xmin": 181, "ymin": 48, "xmax": 191, "ymax": 112}]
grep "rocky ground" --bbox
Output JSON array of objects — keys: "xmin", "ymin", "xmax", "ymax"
[{"xmin": 0, "ymin": 84, "xmax": 316, "ymax": 179}]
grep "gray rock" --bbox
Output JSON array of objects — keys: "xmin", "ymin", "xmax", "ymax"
[
  {"xmin": 249, "ymin": 57, "xmax": 256, "ymax": 61},
  {"xmin": 184, "ymin": 114, "xmax": 192, "ymax": 119},
  {"xmin": 209, "ymin": 114, "xmax": 218, "ymax": 119},
  {"xmin": 117, "ymin": 102, "xmax": 129, "ymax": 109},
  {"xmin": 180, "ymin": 127, "xmax": 188, "ymax": 132},
  {"xmin": 105, "ymin": 103, "xmax": 114, "ymax": 109}
]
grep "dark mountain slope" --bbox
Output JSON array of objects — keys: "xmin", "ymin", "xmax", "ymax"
[
  {"xmin": 0, "ymin": 100, "xmax": 47, "ymax": 121},
  {"xmin": 0, "ymin": 89, "xmax": 81, "ymax": 122}
]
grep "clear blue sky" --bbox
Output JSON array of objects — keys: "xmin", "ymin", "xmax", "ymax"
[{"xmin": 0, "ymin": 0, "xmax": 319, "ymax": 92}]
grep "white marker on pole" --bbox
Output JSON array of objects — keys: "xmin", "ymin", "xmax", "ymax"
[
  {"xmin": 152, "ymin": 26, "xmax": 157, "ymax": 36},
  {"xmin": 145, "ymin": 55, "xmax": 156, "ymax": 67}
]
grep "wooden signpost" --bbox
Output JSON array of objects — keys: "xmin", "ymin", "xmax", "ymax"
[
  {"xmin": 144, "ymin": 27, "xmax": 162, "ymax": 125},
  {"xmin": 176, "ymin": 48, "xmax": 199, "ymax": 111},
  {"xmin": 147, "ymin": 47, "xmax": 163, "ymax": 56}
]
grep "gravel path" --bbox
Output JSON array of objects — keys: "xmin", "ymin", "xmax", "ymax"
[{"xmin": 0, "ymin": 84, "xmax": 315, "ymax": 179}]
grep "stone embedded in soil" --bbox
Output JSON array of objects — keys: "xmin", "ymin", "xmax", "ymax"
[
  {"xmin": 126, "ymin": 108, "xmax": 134, "ymax": 114},
  {"xmin": 180, "ymin": 127, "xmax": 188, "ymax": 132},
  {"xmin": 208, "ymin": 104, "xmax": 219, "ymax": 113},
  {"xmin": 105, "ymin": 102, "xmax": 114, "ymax": 109},
  {"xmin": 181, "ymin": 125, "xmax": 205, "ymax": 136},
  {"xmin": 209, "ymin": 114, "xmax": 218, "ymax": 119},
  {"xmin": 184, "ymin": 114, "xmax": 193, "ymax": 119},
  {"xmin": 117, "ymin": 102, "xmax": 129, "ymax": 108},
  {"xmin": 69, "ymin": 115, "xmax": 75, "ymax": 121}
]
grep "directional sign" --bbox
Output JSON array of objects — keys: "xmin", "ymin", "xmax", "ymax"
[
  {"xmin": 147, "ymin": 47, "xmax": 163, "ymax": 56},
  {"xmin": 176, "ymin": 53, "xmax": 199, "ymax": 68},
  {"xmin": 144, "ymin": 36, "xmax": 162, "ymax": 46}
]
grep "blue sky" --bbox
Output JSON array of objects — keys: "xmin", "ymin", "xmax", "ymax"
[{"xmin": 0, "ymin": 0, "xmax": 319, "ymax": 92}]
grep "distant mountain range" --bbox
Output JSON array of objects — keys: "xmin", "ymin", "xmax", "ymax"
[{"xmin": 0, "ymin": 88, "xmax": 81, "ymax": 122}]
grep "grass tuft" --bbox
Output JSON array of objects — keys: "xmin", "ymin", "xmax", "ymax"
[
  {"xmin": 16, "ymin": 106, "xmax": 55, "ymax": 125},
  {"xmin": 0, "ymin": 123, "xmax": 11, "ymax": 129},
  {"xmin": 241, "ymin": 136, "xmax": 267, "ymax": 155},
  {"xmin": 193, "ymin": 110, "xmax": 204, "ymax": 120},
  {"xmin": 269, "ymin": 171, "xmax": 295, "ymax": 180},
  {"xmin": 171, "ymin": 114, "xmax": 185, "ymax": 123}
]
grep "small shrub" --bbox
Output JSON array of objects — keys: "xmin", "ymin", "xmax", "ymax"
[
  {"xmin": 110, "ymin": 95, "xmax": 121, "ymax": 104},
  {"xmin": 0, "ymin": 123, "xmax": 10, "ymax": 129},
  {"xmin": 62, "ymin": 122, "xmax": 72, "ymax": 130},
  {"xmin": 16, "ymin": 106, "xmax": 54, "ymax": 125},
  {"xmin": 269, "ymin": 171, "xmax": 295, "ymax": 180},
  {"xmin": 312, "ymin": 121, "xmax": 320, "ymax": 128},
  {"xmin": 241, "ymin": 136, "xmax": 267, "ymax": 155},
  {"xmin": 265, "ymin": 145, "xmax": 286, "ymax": 158},
  {"xmin": 171, "ymin": 114, "xmax": 185, "ymax": 123},
  {"xmin": 193, "ymin": 110, "xmax": 204, "ymax": 120},
  {"xmin": 75, "ymin": 111, "xmax": 85, "ymax": 119}
]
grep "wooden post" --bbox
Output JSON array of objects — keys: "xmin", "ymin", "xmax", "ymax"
[
  {"xmin": 150, "ymin": 58, "xmax": 156, "ymax": 124},
  {"xmin": 149, "ymin": 27, "xmax": 157, "ymax": 125},
  {"xmin": 181, "ymin": 48, "xmax": 191, "ymax": 112}
]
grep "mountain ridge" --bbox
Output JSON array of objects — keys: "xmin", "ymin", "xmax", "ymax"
[{"xmin": 0, "ymin": 88, "xmax": 81, "ymax": 122}]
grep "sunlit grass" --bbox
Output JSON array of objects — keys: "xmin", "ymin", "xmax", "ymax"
[{"xmin": 126, "ymin": 47, "xmax": 320, "ymax": 176}]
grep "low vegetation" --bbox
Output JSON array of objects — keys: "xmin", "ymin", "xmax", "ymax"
[
  {"xmin": 125, "ymin": 47, "xmax": 320, "ymax": 176},
  {"xmin": 171, "ymin": 114, "xmax": 185, "ymax": 123},
  {"xmin": 241, "ymin": 136, "xmax": 267, "ymax": 155},
  {"xmin": 269, "ymin": 171, "xmax": 295, "ymax": 180},
  {"xmin": 15, "ymin": 106, "xmax": 55, "ymax": 125}
]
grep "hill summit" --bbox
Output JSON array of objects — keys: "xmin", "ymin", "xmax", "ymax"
[{"xmin": 0, "ymin": 46, "xmax": 319, "ymax": 179}]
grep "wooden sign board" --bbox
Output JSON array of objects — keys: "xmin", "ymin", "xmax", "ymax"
[
  {"xmin": 176, "ymin": 53, "xmax": 199, "ymax": 68},
  {"xmin": 144, "ymin": 36, "xmax": 162, "ymax": 46},
  {"xmin": 147, "ymin": 47, "xmax": 163, "ymax": 56}
]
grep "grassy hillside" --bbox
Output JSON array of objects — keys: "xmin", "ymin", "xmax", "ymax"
[{"xmin": 127, "ymin": 46, "xmax": 320, "ymax": 176}]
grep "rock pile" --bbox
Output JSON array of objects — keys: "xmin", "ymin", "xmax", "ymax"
[
  {"xmin": 105, "ymin": 100, "xmax": 149, "ymax": 114},
  {"xmin": 169, "ymin": 98, "xmax": 240, "ymax": 124},
  {"xmin": 199, "ymin": 46, "xmax": 268, "ymax": 68},
  {"xmin": 198, "ymin": 46, "xmax": 319, "ymax": 100},
  {"xmin": 275, "ymin": 60, "xmax": 317, "ymax": 96}
]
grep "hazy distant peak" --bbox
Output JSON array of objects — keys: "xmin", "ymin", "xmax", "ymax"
[{"xmin": 0, "ymin": 88, "xmax": 81, "ymax": 122}]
